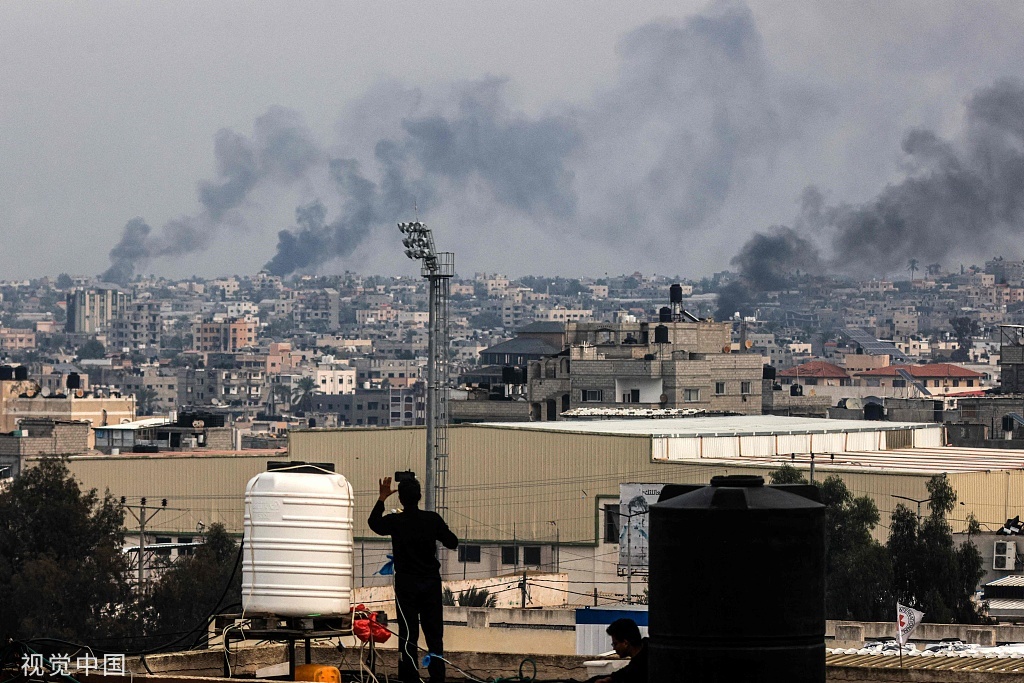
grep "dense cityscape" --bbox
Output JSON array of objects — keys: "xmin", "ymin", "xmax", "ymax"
[
  {"xmin": 0, "ymin": 258, "xmax": 1016, "ymax": 435},
  {"xmin": 11, "ymin": 1, "xmax": 1024, "ymax": 680}
]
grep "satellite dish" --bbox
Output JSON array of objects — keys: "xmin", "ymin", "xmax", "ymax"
[
  {"xmin": 722, "ymin": 344, "xmax": 732, "ymax": 354},
  {"xmin": 40, "ymin": 386, "xmax": 51, "ymax": 397},
  {"xmin": 846, "ymin": 397, "xmax": 864, "ymax": 410},
  {"xmin": 745, "ymin": 340, "xmax": 754, "ymax": 349}
]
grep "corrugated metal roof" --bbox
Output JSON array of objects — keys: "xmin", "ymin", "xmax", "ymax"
[
  {"xmin": 481, "ymin": 415, "xmax": 932, "ymax": 438},
  {"xmin": 985, "ymin": 598, "xmax": 1024, "ymax": 610},
  {"xmin": 988, "ymin": 575, "xmax": 1024, "ymax": 587},
  {"xmin": 827, "ymin": 651, "xmax": 1024, "ymax": 671},
  {"xmin": 93, "ymin": 417, "xmax": 172, "ymax": 431},
  {"xmin": 706, "ymin": 446, "xmax": 1024, "ymax": 474}
]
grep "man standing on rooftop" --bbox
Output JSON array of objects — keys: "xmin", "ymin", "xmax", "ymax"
[{"xmin": 369, "ymin": 475, "xmax": 459, "ymax": 683}]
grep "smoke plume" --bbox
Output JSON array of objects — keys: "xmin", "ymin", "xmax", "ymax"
[
  {"xmin": 796, "ymin": 79, "xmax": 1024, "ymax": 275},
  {"xmin": 104, "ymin": 2, "xmax": 785, "ymax": 278},
  {"xmin": 101, "ymin": 107, "xmax": 322, "ymax": 283}
]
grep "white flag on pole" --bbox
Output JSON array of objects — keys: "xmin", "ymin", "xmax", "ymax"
[{"xmin": 897, "ymin": 603, "xmax": 924, "ymax": 645}]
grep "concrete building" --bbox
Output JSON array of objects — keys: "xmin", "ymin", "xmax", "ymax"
[
  {"xmin": 0, "ymin": 418, "xmax": 90, "ymax": 477},
  {"xmin": 527, "ymin": 320, "xmax": 764, "ymax": 420},
  {"xmin": 93, "ymin": 415, "xmax": 234, "ymax": 454},
  {"xmin": 110, "ymin": 300, "xmax": 163, "ymax": 352},
  {"xmin": 66, "ymin": 286, "xmax": 129, "ymax": 334},
  {"xmin": 0, "ymin": 379, "xmax": 135, "ymax": 447},
  {"xmin": 192, "ymin": 316, "xmax": 258, "ymax": 353},
  {"xmin": 856, "ymin": 363, "xmax": 987, "ymax": 395},
  {"xmin": 0, "ymin": 327, "xmax": 36, "ymax": 351}
]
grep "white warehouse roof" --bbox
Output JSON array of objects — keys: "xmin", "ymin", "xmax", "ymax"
[
  {"xmin": 482, "ymin": 415, "xmax": 934, "ymax": 437},
  {"xmin": 480, "ymin": 415, "xmax": 945, "ymax": 462}
]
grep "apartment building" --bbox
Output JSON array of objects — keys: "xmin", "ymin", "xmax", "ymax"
[
  {"xmin": 0, "ymin": 328, "xmax": 35, "ymax": 351},
  {"xmin": 109, "ymin": 301, "xmax": 164, "ymax": 352},
  {"xmin": 527, "ymin": 319, "xmax": 764, "ymax": 420},
  {"xmin": 66, "ymin": 286, "xmax": 128, "ymax": 334},
  {"xmin": 192, "ymin": 316, "xmax": 258, "ymax": 352}
]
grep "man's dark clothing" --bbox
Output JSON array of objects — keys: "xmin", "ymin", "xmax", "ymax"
[
  {"xmin": 368, "ymin": 500, "xmax": 458, "ymax": 683},
  {"xmin": 585, "ymin": 638, "xmax": 649, "ymax": 683},
  {"xmin": 610, "ymin": 638, "xmax": 648, "ymax": 683}
]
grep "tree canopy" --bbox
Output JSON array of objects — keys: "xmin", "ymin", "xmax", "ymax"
[
  {"xmin": 0, "ymin": 458, "xmax": 243, "ymax": 655},
  {"xmin": 0, "ymin": 457, "xmax": 134, "ymax": 644},
  {"xmin": 143, "ymin": 523, "xmax": 241, "ymax": 649},
  {"xmin": 768, "ymin": 467, "xmax": 985, "ymax": 623}
]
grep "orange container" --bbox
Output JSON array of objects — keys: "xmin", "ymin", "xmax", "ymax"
[{"xmin": 294, "ymin": 664, "xmax": 341, "ymax": 683}]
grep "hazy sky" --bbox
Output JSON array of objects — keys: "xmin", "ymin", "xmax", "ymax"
[{"xmin": 4, "ymin": 1, "xmax": 1024, "ymax": 281}]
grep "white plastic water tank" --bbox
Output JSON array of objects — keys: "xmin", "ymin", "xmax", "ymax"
[{"xmin": 242, "ymin": 465, "xmax": 354, "ymax": 617}]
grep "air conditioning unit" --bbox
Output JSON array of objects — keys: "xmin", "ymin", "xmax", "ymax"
[{"xmin": 994, "ymin": 540, "xmax": 1017, "ymax": 570}]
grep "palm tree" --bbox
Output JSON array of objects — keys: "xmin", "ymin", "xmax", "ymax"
[
  {"xmin": 134, "ymin": 387, "xmax": 159, "ymax": 416},
  {"xmin": 266, "ymin": 383, "xmax": 292, "ymax": 416},
  {"xmin": 291, "ymin": 377, "xmax": 318, "ymax": 413},
  {"xmin": 907, "ymin": 259, "xmax": 919, "ymax": 281}
]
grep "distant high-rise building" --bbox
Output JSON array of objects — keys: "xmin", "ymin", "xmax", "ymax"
[
  {"xmin": 192, "ymin": 316, "xmax": 258, "ymax": 353},
  {"xmin": 66, "ymin": 286, "xmax": 129, "ymax": 334}
]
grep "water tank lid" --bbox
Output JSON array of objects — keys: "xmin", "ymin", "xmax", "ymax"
[
  {"xmin": 267, "ymin": 460, "xmax": 336, "ymax": 474},
  {"xmin": 652, "ymin": 479, "xmax": 824, "ymax": 511}
]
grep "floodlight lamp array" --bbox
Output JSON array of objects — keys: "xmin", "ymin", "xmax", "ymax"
[{"xmin": 397, "ymin": 222, "xmax": 436, "ymax": 263}]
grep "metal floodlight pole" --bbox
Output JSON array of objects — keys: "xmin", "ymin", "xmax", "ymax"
[
  {"xmin": 398, "ymin": 221, "xmax": 453, "ymax": 515},
  {"xmin": 425, "ymin": 274, "xmax": 437, "ymax": 512}
]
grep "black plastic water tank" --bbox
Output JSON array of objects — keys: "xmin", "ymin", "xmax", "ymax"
[
  {"xmin": 659, "ymin": 307, "xmax": 672, "ymax": 323},
  {"xmin": 654, "ymin": 325, "xmax": 670, "ymax": 344},
  {"xmin": 66, "ymin": 372, "xmax": 81, "ymax": 390},
  {"xmin": 0, "ymin": 366, "xmax": 12, "ymax": 381},
  {"xmin": 13, "ymin": 366, "xmax": 28, "ymax": 381},
  {"xmin": 670, "ymin": 283, "xmax": 684, "ymax": 303},
  {"xmin": 649, "ymin": 475, "xmax": 825, "ymax": 682}
]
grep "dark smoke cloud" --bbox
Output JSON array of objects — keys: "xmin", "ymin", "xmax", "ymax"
[
  {"xmin": 101, "ymin": 217, "xmax": 151, "ymax": 284},
  {"xmin": 720, "ymin": 77, "xmax": 1024, "ymax": 293},
  {"xmin": 101, "ymin": 107, "xmax": 321, "ymax": 283},
  {"xmin": 807, "ymin": 79, "xmax": 1024, "ymax": 274},
  {"xmin": 578, "ymin": 3, "xmax": 781, "ymax": 243},
  {"xmin": 106, "ymin": 3, "xmax": 782, "ymax": 278},
  {"xmin": 715, "ymin": 225, "xmax": 822, "ymax": 319},
  {"xmin": 730, "ymin": 226, "xmax": 822, "ymax": 291},
  {"xmin": 263, "ymin": 79, "xmax": 580, "ymax": 275}
]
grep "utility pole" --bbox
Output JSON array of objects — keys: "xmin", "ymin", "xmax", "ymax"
[
  {"xmin": 139, "ymin": 498, "xmax": 147, "ymax": 588},
  {"xmin": 626, "ymin": 517, "xmax": 632, "ymax": 605},
  {"xmin": 122, "ymin": 496, "xmax": 167, "ymax": 594}
]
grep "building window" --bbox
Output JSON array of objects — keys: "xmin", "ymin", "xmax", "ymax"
[
  {"xmin": 684, "ymin": 389, "xmax": 700, "ymax": 403},
  {"xmin": 523, "ymin": 546, "xmax": 541, "ymax": 566},
  {"xmin": 967, "ymin": 380, "xmax": 974, "ymax": 387},
  {"xmin": 740, "ymin": 381, "xmax": 751, "ymax": 395},
  {"xmin": 501, "ymin": 546, "xmax": 518, "ymax": 565},
  {"xmin": 177, "ymin": 536, "xmax": 194, "ymax": 557},
  {"xmin": 604, "ymin": 504, "xmax": 620, "ymax": 544},
  {"xmin": 582, "ymin": 389, "xmax": 603, "ymax": 402},
  {"xmin": 154, "ymin": 536, "xmax": 172, "ymax": 557},
  {"xmin": 458, "ymin": 545, "xmax": 481, "ymax": 563},
  {"xmin": 714, "ymin": 382, "xmax": 726, "ymax": 395},
  {"xmin": 893, "ymin": 379, "xmax": 906, "ymax": 388}
]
